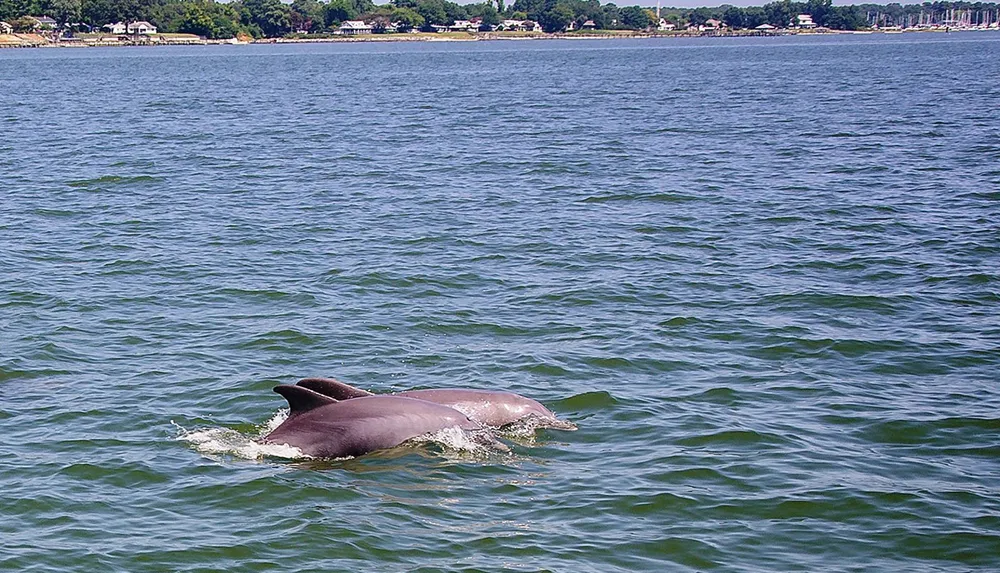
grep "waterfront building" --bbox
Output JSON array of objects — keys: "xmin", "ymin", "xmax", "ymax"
[
  {"xmin": 499, "ymin": 20, "xmax": 542, "ymax": 32},
  {"xmin": 339, "ymin": 20, "xmax": 372, "ymax": 35},
  {"xmin": 449, "ymin": 20, "xmax": 479, "ymax": 32},
  {"xmin": 103, "ymin": 21, "xmax": 158, "ymax": 35},
  {"xmin": 796, "ymin": 14, "xmax": 816, "ymax": 28},
  {"xmin": 28, "ymin": 16, "xmax": 57, "ymax": 29}
]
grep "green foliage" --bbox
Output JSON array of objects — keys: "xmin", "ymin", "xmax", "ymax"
[
  {"xmin": 540, "ymin": 3, "xmax": 573, "ymax": 32},
  {"xmin": 619, "ymin": 5, "xmax": 649, "ymax": 29},
  {"xmin": 480, "ymin": 4, "xmax": 499, "ymax": 28},
  {"xmin": 323, "ymin": 0, "xmax": 354, "ymax": 27},
  {"xmin": 415, "ymin": 0, "xmax": 447, "ymax": 29},
  {"xmin": 241, "ymin": 0, "xmax": 291, "ymax": 37},
  {"xmin": 390, "ymin": 6, "xmax": 423, "ymax": 31},
  {"xmin": 290, "ymin": 0, "xmax": 322, "ymax": 31},
  {"xmin": 46, "ymin": 0, "xmax": 81, "ymax": 25},
  {"xmin": 9, "ymin": 14, "xmax": 39, "ymax": 30}
]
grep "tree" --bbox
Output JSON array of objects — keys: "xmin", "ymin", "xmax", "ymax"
[
  {"xmin": 46, "ymin": 0, "xmax": 81, "ymax": 29},
  {"xmin": 242, "ymin": 0, "xmax": 292, "ymax": 37},
  {"xmin": 323, "ymin": 0, "xmax": 354, "ymax": 27},
  {"xmin": 540, "ymin": 3, "xmax": 573, "ymax": 31},
  {"xmin": 480, "ymin": 3, "xmax": 499, "ymax": 28},
  {"xmin": 763, "ymin": 0, "xmax": 793, "ymax": 27},
  {"xmin": 290, "ymin": 0, "xmax": 323, "ymax": 32},
  {"xmin": 178, "ymin": 3, "xmax": 214, "ymax": 36},
  {"xmin": 10, "ymin": 15, "xmax": 38, "ymax": 31},
  {"xmin": 805, "ymin": 0, "xmax": 832, "ymax": 27},
  {"xmin": 722, "ymin": 5, "xmax": 745, "ymax": 28},
  {"xmin": 687, "ymin": 6, "xmax": 714, "ymax": 27},
  {"xmin": 619, "ymin": 5, "xmax": 650, "ymax": 29},
  {"xmin": 416, "ymin": 0, "xmax": 447, "ymax": 29},
  {"xmin": 391, "ymin": 6, "xmax": 423, "ymax": 30}
]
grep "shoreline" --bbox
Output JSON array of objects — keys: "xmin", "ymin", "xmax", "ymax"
[{"xmin": 2, "ymin": 27, "xmax": 997, "ymax": 49}]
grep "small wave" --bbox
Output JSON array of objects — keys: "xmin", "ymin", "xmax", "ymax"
[
  {"xmin": 556, "ymin": 390, "xmax": 618, "ymax": 410},
  {"xmin": 67, "ymin": 175, "xmax": 161, "ymax": 188}
]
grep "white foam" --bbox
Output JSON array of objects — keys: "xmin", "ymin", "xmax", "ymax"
[
  {"xmin": 499, "ymin": 414, "xmax": 578, "ymax": 440},
  {"xmin": 409, "ymin": 426, "xmax": 512, "ymax": 456},
  {"xmin": 174, "ymin": 410, "xmax": 310, "ymax": 461}
]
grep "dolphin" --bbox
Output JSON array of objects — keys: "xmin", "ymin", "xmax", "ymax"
[
  {"xmin": 296, "ymin": 378, "xmax": 577, "ymax": 431},
  {"xmin": 261, "ymin": 385, "xmax": 483, "ymax": 458}
]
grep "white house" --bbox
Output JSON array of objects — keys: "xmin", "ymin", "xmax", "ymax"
[
  {"xmin": 339, "ymin": 20, "xmax": 372, "ymax": 35},
  {"xmin": 657, "ymin": 18, "xmax": 675, "ymax": 31},
  {"xmin": 499, "ymin": 19, "xmax": 542, "ymax": 32},
  {"xmin": 104, "ymin": 21, "xmax": 158, "ymax": 34},
  {"xmin": 449, "ymin": 20, "xmax": 478, "ymax": 32},
  {"xmin": 796, "ymin": 14, "xmax": 816, "ymax": 28},
  {"xmin": 130, "ymin": 21, "xmax": 157, "ymax": 34},
  {"xmin": 0, "ymin": 21, "xmax": 13, "ymax": 34}
]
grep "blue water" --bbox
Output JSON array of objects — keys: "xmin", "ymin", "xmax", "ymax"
[{"xmin": 2, "ymin": 33, "xmax": 1000, "ymax": 571}]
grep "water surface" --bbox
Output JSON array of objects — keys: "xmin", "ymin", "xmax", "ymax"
[{"xmin": 2, "ymin": 33, "xmax": 999, "ymax": 571}]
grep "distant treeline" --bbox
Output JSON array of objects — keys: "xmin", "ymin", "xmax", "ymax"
[{"xmin": 2, "ymin": 0, "xmax": 999, "ymax": 38}]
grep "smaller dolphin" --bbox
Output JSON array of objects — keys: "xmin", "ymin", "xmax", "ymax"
[
  {"xmin": 296, "ymin": 378, "xmax": 577, "ymax": 431},
  {"xmin": 262, "ymin": 385, "xmax": 483, "ymax": 458}
]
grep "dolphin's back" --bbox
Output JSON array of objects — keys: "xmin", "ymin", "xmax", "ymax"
[{"xmin": 397, "ymin": 389, "xmax": 569, "ymax": 428}]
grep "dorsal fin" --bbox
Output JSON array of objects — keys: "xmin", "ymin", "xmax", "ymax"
[
  {"xmin": 273, "ymin": 385, "xmax": 337, "ymax": 417},
  {"xmin": 297, "ymin": 377, "xmax": 374, "ymax": 400}
]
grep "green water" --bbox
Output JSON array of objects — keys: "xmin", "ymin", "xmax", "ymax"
[{"xmin": 2, "ymin": 34, "xmax": 999, "ymax": 571}]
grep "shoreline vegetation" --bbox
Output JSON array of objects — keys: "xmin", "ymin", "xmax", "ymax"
[{"xmin": 2, "ymin": 1, "xmax": 999, "ymax": 49}]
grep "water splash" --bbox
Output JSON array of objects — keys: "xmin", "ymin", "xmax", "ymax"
[
  {"xmin": 174, "ymin": 410, "xmax": 308, "ymax": 461},
  {"xmin": 500, "ymin": 414, "xmax": 578, "ymax": 439},
  {"xmin": 176, "ymin": 412, "xmax": 515, "ymax": 462}
]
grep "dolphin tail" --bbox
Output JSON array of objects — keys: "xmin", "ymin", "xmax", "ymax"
[{"xmin": 297, "ymin": 377, "xmax": 374, "ymax": 400}]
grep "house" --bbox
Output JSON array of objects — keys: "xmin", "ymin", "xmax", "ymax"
[
  {"xmin": 448, "ymin": 20, "xmax": 478, "ymax": 32},
  {"xmin": 499, "ymin": 19, "xmax": 542, "ymax": 32},
  {"xmin": 129, "ymin": 21, "xmax": 157, "ymax": 34},
  {"xmin": 796, "ymin": 14, "xmax": 816, "ymax": 29},
  {"xmin": 701, "ymin": 18, "xmax": 723, "ymax": 31},
  {"xmin": 657, "ymin": 18, "xmax": 675, "ymax": 31},
  {"xmin": 582, "ymin": 20, "xmax": 596, "ymax": 30},
  {"xmin": 0, "ymin": 21, "xmax": 12, "ymax": 34},
  {"xmin": 29, "ymin": 16, "xmax": 58, "ymax": 29},
  {"xmin": 565, "ymin": 20, "xmax": 577, "ymax": 31},
  {"xmin": 103, "ymin": 21, "xmax": 158, "ymax": 35},
  {"xmin": 339, "ymin": 20, "xmax": 372, "ymax": 35}
]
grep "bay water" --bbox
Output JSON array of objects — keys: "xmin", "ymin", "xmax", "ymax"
[{"xmin": 2, "ymin": 33, "xmax": 999, "ymax": 571}]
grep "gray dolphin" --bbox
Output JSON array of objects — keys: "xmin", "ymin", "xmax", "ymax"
[
  {"xmin": 262, "ymin": 385, "xmax": 482, "ymax": 458},
  {"xmin": 296, "ymin": 378, "xmax": 577, "ymax": 431}
]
